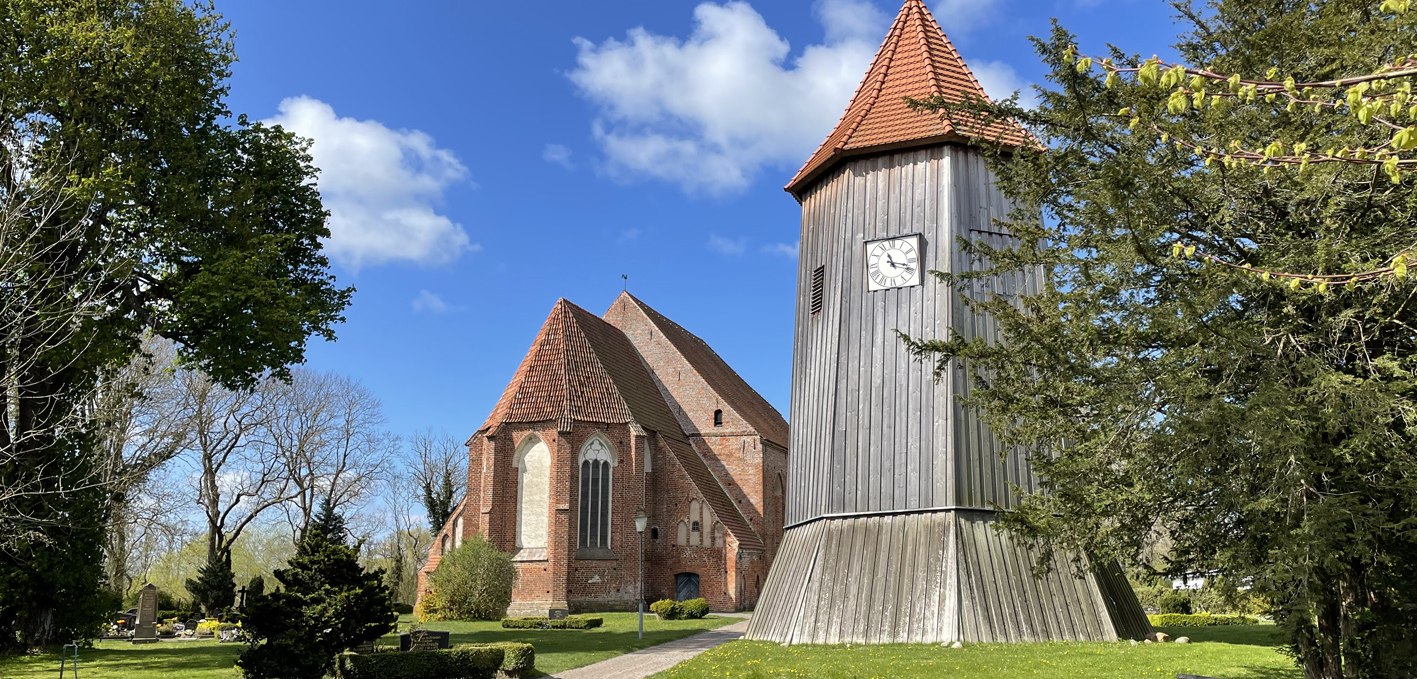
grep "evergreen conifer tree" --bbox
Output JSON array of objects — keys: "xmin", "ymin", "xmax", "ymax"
[
  {"xmin": 237, "ymin": 500, "xmax": 395, "ymax": 679},
  {"xmin": 185, "ymin": 553, "xmax": 236, "ymax": 617},
  {"xmin": 906, "ymin": 1, "xmax": 1417, "ymax": 675}
]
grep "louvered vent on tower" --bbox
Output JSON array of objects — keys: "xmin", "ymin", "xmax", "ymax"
[{"xmin": 810, "ymin": 266, "xmax": 825, "ymax": 315}]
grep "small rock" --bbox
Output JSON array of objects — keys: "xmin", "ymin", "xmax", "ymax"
[
  {"xmin": 1144, "ymin": 639, "xmax": 1153, "ymax": 644},
  {"xmin": 1129, "ymin": 639, "xmax": 1139, "ymax": 646},
  {"xmin": 951, "ymin": 641, "xmax": 963, "ymax": 649},
  {"xmin": 1154, "ymin": 632, "xmax": 1170, "ymax": 643},
  {"xmin": 1176, "ymin": 636, "xmax": 1190, "ymax": 644}
]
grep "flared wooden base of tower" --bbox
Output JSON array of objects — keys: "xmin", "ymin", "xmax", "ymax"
[{"xmin": 745, "ymin": 510, "xmax": 1151, "ymax": 644}]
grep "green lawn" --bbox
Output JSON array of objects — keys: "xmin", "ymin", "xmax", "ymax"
[
  {"xmin": 0, "ymin": 613, "xmax": 736, "ymax": 679},
  {"xmin": 656, "ymin": 625, "xmax": 1302, "ymax": 679}
]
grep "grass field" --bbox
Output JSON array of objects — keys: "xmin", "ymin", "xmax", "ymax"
[
  {"xmin": 655, "ymin": 625, "xmax": 1302, "ymax": 679},
  {"xmin": 0, "ymin": 612, "xmax": 736, "ymax": 678}
]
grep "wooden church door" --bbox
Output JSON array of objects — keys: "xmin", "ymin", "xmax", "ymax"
[{"xmin": 675, "ymin": 573, "xmax": 700, "ymax": 601}]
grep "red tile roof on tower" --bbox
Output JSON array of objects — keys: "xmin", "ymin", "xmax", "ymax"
[
  {"xmin": 474, "ymin": 298, "xmax": 765, "ymax": 551},
  {"xmin": 786, "ymin": 0, "xmax": 1033, "ymax": 197},
  {"xmin": 607, "ymin": 292, "xmax": 790, "ymax": 449}
]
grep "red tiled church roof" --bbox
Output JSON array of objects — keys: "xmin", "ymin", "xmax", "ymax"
[
  {"xmin": 476, "ymin": 298, "xmax": 765, "ymax": 551},
  {"xmin": 608, "ymin": 292, "xmax": 789, "ymax": 449},
  {"xmin": 479, "ymin": 300, "xmax": 633, "ymax": 433},
  {"xmin": 786, "ymin": 0, "xmax": 1032, "ymax": 197}
]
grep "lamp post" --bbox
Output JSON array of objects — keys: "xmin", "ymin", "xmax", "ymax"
[{"xmin": 634, "ymin": 507, "xmax": 648, "ymax": 640}]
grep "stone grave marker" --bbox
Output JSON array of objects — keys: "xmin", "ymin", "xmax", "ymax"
[
  {"xmin": 548, "ymin": 608, "xmax": 568, "ymax": 620},
  {"xmin": 399, "ymin": 629, "xmax": 450, "ymax": 651},
  {"xmin": 132, "ymin": 584, "xmax": 158, "ymax": 644}
]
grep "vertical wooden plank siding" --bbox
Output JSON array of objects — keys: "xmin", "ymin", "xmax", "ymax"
[{"xmin": 748, "ymin": 145, "xmax": 1151, "ymax": 645}]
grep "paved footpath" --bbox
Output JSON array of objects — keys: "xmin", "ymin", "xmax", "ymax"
[{"xmin": 552, "ymin": 618, "xmax": 750, "ymax": 679}]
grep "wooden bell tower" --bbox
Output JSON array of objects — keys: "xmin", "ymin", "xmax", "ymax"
[{"xmin": 744, "ymin": 0, "xmax": 1149, "ymax": 644}]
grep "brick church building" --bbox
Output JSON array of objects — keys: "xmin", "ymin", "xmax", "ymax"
[{"xmin": 419, "ymin": 292, "xmax": 788, "ymax": 614}]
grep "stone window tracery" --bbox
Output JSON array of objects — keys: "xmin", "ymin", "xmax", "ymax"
[{"xmin": 578, "ymin": 436, "xmax": 616, "ymax": 550}]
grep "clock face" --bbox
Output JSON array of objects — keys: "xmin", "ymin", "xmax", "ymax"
[{"xmin": 865, "ymin": 235, "xmax": 923, "ymax": 291}]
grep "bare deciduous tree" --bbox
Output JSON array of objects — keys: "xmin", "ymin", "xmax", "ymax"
[
  {"xmin": 408, "ymin": 430, "xmax": 466, "ymax": 533},
  {"xmin": 91, "ymin": 339, "xmax": 194, "ymax": 594},
  {"xmin": 177, "ymin": 369, "xmax": 291, "ymax": 566},
  {"xmin": 267, "ymin": 369, "xmax": 393, "ymax": 543}
]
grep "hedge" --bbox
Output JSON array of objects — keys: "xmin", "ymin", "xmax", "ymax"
[
  {"xmin": 500, "ymin": 615, "xmax": 603, "ymax": 630},
  {"xmin": 480, "ymin": 642, "xmax": 535, "ymax": 674},
  {"xmin": 336, "ymin": 642, "xmax": 535, "ymax": 679},
  {"xmin": 1148, "ymin": 613, "xmax": 1258, "ymax": 627},
  {"xmin": 650, "ymin": 598, "xmax": 709, "ymax": 620}
]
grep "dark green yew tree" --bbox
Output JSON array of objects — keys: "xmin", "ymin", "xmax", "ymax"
[
  {"xmin": 186, "ymin": 554, "xmax": 237, "ymax": 617},
  {"xmin": 238, "ymin": 501, "xmax": 395, "ymax": 679},
  {"xmin": 0, "ymin": 0, "xmax": 350, "ymax": 648},
  {"xmin": 906, "ymin": 1, "xmax": 1417, "ymax": 677}
]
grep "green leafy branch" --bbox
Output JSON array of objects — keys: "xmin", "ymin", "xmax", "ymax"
[
  {"xmin": 1169, "ymin": 241, "xmax": 1414, "ymax": 291},
  {"xmin": 1061, "ymin": 2, "xmax": 1417, "ymax": 183}
]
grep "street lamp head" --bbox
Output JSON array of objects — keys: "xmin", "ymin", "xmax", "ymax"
[{"xmin": 635, "ymin": 507, "xmax": 648, "ymax": 533}]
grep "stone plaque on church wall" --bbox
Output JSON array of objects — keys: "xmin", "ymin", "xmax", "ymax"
[{"xmin": 132, "ymin": 584, "xmax": 158, "ymax": 644}]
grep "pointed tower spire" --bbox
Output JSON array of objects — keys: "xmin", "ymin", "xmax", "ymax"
[{"xmin": 786, "ymin": 0, "xmax": 1030, "ymax": 197}]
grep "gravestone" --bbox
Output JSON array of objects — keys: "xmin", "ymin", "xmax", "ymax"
[
  {"xmin": 548, "ymin": 608, "xmax": 568, "ymax": 621},
  {"xmin": 132, "ymin": 584, "xmax": 158, "ymax": 644},
  {"xmin": 399, "ymin": 629, "xmax": 450, "ymax": 651}
]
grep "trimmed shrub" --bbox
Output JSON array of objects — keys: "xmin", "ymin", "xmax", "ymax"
[
  {"xmin": 650, "ymin": 599, "xmax": 681, "ymax": 619},
  {"xmin": 482, "ymin": 642, "xmax": 535, "ymax": 674},
  {"xmin": 393, "ymin": 602, "xmax": 414, "ymax": 615},
  {"xmin": 679, "ymin": 598, "xmax": 709, "ymax": 619},
  {"xmin": 1158, "ymin": 590, "xmax": 1194, "ymax": 614},
  {"xmin": 423, "ymin": 534, "xmax": 515, "ymax": 621},
  {"xmin": 500, "ymin": 615, "xmax": 603, "ymax": 630},
  {"xmin": 336, "ymin": 646, "xmax": 502, "ymax": 679},
  {"xmin": 1148, "ymin": 613, "xmax": 1258, "ymax": 627}
]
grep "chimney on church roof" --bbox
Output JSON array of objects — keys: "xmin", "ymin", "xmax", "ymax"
[{"xmin": 785, "ymin": 0, "xmax": 1031, "ymax": 198}]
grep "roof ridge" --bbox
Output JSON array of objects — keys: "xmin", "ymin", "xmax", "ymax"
[
  {"xmin": 560, "ymin": 301, "xmax": 639, "ymax": 430},
  {"xmin": 918, "ymin": 0, "xmax": 994, "ymax": 106},
  {"xmin": 613, "ymin": 294, "xmax": 789, "ymax": 448},
  {"xmin": 911, "ymin": 1, "xmax": 944, "ymax": 99},
  {"xmin": 837, "ymin": 11, "xmax": 902, "ymax": 152}
]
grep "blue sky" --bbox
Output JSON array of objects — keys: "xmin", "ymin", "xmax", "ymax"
[{"xmin": 217, "ymin": 0, "xmax": 1184, "ymax": 443}]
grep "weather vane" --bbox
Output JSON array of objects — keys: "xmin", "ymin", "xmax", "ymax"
[{"xmin": 622, "ymin": 273, "xmax": 628, "ymax": 291}]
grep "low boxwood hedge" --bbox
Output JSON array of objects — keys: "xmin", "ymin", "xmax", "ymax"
[
  {"xmin": 499, "ymin": 615, "xmax": 603, "ymax": 630},
  {"xmin": 336, "ymin": 642, "xmax": 535, "ymax": 679},
  {"xmin": 481, "ymin": 642, "xmax": 535, "ymax": 674},
  {"xmin": 650, "ymin": 598, "xmax": 710, "ymax": 620},
  {"xmin": 1148, "ymin": 613, "xmax": 1258, "ymax": 627}
]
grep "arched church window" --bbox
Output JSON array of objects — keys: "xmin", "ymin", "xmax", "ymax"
[
  {"xmin": 578, "ymin": 436, "xmax": 616, "ymax": 550},
  {"xmin": 713, "ymin": 523, "xmax": 724, "ymax": 548},
  {"xmin": 713, "ymin": 409, "xmax": 723, "ymax": 427},
  {"xmin": 453, "ymin": 515, "xmax": 464, "ymax": 549},
  {"xmin": 441, "ymin": 534, "xmax": 449, "ymax": 554},
  {"xmin": 514, "ymin": 435, "xmax": 551, "ymax": 555},
  {"xmin": 676, "ymin": 521, "xmax": 689, "ymax": 545}
]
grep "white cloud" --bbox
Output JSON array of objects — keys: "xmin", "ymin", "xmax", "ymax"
[
  {"xmin": 968, "ymin": 59, "xmax": 1038, "ymax": 108},
  {"xmin": 265, "ymin": 96, "xmax": 473, "ymax": 270},
  {"xmin": 761, "ymin": 241, "xmax": 799, "ymax": 258},
  {"xmin": 708, "ymin": 234, "xmax": 747, "ymax": 255},
  {"xmin": 543, "ymin": 143, "xmax": 574, "ymax": 169},
  {"xmin": 411, "ymin": 290, "xmax": 453, "ymax": 314},
  {"xmin": 618, "ymin": 228, "xmax": 641, "ymax": 243},
  {"xmin": 932, "ymin": 0, "xmax": 1002, "ymax": 34},
  {"xmin": 568, "ymin": 0, "xmax": 888, "ymax": 194}
]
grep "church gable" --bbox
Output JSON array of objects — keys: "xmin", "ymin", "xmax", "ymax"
[
  {"xmin": 604, "ymin": 292, "xmax": 788, "ymax": 449},
  {"xmin": 478, "ymin": 299, "xmax": 634, "ymax": 433}
]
